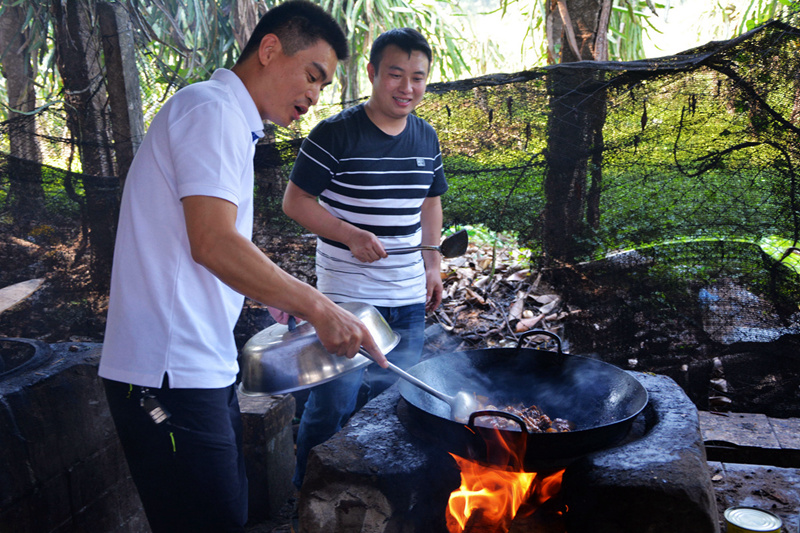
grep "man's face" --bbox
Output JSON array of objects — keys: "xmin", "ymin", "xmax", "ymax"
[
  {"xmin": 368, "ymin": 44, "xmax": 430, "ymax": 122},
  {"xmin": 256, "ymin": 38, "xmax": 338, "ymax": 127}
]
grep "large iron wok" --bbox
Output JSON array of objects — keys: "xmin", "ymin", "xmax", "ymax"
[{"xmin": 397, "ymin": 330, "xmax": 648, "ymax": 470}]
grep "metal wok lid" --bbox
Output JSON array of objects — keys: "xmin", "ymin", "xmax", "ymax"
[{"xmin": 239, "ymin": 302, "xmax": 400, "ymax": 395}]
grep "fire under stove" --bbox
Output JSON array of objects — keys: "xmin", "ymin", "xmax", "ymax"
[{"xmin": 296, "ymin": 371, "xmax": 719, "ymax": 533}]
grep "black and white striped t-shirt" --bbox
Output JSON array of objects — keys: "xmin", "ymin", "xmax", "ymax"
[{"xmin": 289, "ymin": 104, "xmax": 447, "ymax": 307}]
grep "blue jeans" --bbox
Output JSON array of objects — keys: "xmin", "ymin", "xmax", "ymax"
[{"xmin": 292, "ymin": 303, "xmax": 425, "ymax": 489}]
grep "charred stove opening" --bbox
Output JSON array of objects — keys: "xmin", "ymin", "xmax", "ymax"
[
  {"xmin": 297, "ymin": 373, "xmax": 715, "ymax": 533},
  {"xmin": 398, "ymin": 392, "xmax": 655, "ymax": 532}
]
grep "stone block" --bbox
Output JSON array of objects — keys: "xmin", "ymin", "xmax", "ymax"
[
  {"xmin": 562, "ymin": 373, "xmax": 719, "ymax": 533},
  {"xmin": 298, "ymin": 389, "xmax": 458, "ymax": 533},
  {"xmin": 0, "ymin": 342, "xmax": 147, "ymax": 533},
  {"xmin": 238, "ymin": 391, "xmax": 296, "ymax": 522}
]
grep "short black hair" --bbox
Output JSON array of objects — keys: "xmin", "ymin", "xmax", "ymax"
[
  {"xmin": 238, "ymin": 0, "xmax": 348, "ymax": 63},
  {"xmin": 369, "ymin": 28, "xmax": 432, "ymax": 72}
]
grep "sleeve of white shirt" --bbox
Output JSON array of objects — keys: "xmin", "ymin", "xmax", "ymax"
[{"xmin": 168, "ymin": 97, "xmax": 252, "ymax": 206}]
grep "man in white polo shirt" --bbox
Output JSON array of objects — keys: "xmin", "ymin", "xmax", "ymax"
[{"xmin": 98, "ymin": 2, "xmax": 386, "ymax": 531}]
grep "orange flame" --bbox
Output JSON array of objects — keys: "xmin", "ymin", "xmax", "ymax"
[
  {"xmin": 446, "ymin": 454, "xmax": 532, "ymax": 531},
  {"xmin": 445, "ymin": 425, "xmax": 565, "ymax": 532}
]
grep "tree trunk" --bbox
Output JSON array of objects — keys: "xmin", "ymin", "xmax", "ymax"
[
  {"xmin": 53, "ymin": 0, "xmax": 116, "ymax": 291},
  {"xmin": 0, "ymin": 2, "xmax": 44, "ymax": 227},
  {"xmin": 586, "ymin": 96, "xmax": 606, "ymax": 230},
  {"xmin": 98, "ymin": 2, "xmax": 145, "ymax": 192},
  {"xmin": 338, "ymin": 0, "xmax": 373, "ymax": 107},
  {"xmin": 542, "ymin": 0, "xmax": 609, "ymax": 263},
  {"xmin": 340, "ymin": 57, "xmax": 361, "ymax": 107},
  {"xmin": 231, "ymin": 0, "xmax": 263, "ymax": 52}
]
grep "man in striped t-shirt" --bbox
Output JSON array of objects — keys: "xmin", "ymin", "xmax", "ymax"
[{"xmin": 282, "ymin": 27, "xmax": 447, "ymax": 488}]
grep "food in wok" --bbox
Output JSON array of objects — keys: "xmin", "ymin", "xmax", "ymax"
[{"xmin": 474, "ymin": 397, "xmax": 575, "ymax": 433}]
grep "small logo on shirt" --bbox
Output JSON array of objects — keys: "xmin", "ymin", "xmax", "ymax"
[{"xmin": 416, "ymin": 158, "xmax": 425, "ymax": 167}]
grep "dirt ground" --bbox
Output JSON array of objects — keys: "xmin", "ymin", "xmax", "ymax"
[{"xmin": 710, "ymin": 462, "xmax": 799, "ymax": 533}]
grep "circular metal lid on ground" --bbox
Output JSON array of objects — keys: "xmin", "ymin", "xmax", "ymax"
[{"xmin": 724, "ymin": 506, "xmax": 782, "ymax": 532}]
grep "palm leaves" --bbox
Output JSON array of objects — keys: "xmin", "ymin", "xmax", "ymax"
[
  {"xmin": 121, "ymin": 0, "xmax": 240, "ymax": 83},
  {"xmin": 318, "ymin": 0, "xmax": 474, "ymax": 103},
  {"xmin": 1, "ymin": 0, "xmax": 797, "ymax": 123}
]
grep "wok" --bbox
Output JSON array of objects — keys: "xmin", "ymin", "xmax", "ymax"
[{"xmin": 397, "ymin": 330, "xmax": 648, "ymax": 470}]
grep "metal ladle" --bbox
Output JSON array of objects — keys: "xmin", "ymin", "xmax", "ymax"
[
  {"xmin": 385, "ymin": 229, "xmax": 468, "ymax": 258},
  {"xmin": 360, "ymin": 351, "xmax": 479, "ymax": 423}
]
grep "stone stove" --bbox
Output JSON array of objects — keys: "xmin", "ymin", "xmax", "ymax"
[{"xmin": 297, "ymin": 372, "xmax": 719, "ymax": 533}]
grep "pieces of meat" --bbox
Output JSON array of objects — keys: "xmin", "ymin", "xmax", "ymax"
[{"xmin": 477, "ymin": 401, "xmax": 574, "ymax": 433}]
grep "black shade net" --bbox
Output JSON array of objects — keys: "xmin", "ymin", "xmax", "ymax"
[{"xmin": 1, "ymin": 16, "xmax": 799, "ymax": 415}]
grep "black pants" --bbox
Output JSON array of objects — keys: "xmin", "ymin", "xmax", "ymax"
[{"xmin": 103, "ymin": 377, "xmax": 248, "ymax": 533}]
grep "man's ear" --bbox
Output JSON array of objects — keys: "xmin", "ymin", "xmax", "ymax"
[
  {"xmin": 258, "ymin": 34, "xmax": 281, "ymax": 65},
  {"xmin": 367, "ymin": 62, "xmax": 376, "ymax": 84}
]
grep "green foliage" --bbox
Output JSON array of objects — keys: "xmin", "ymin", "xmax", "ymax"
[
  {"xmin": 41, "ymin": 165, "xmax": 84, "ymax": 218},
  {"xmin": 495, "ymin": 0, "xmax": 668, "ymax": 63},
  {"xmin": 607, "ymin": 1, "xmax": 667, "ymax": 61},
  {"xmin": 1, "ymin": 1, "xmax": 799, "ymax": 315},
  {"xmin": 444, "ymin": 223, "xmax": 535, "ymax": 269},
  {"xmin": 740, "ymin": 0, "xmax": 799, "ymax": 32},
  {"xmin": 316, "ymin": 0, "xmax": 476, "ymax": 102},
  {"xmin": 417, "ymin": 78, "xmax": 550, "ymax": 244},
  {"xmin": 759, "ymin": 235, "xmax": 800, "ymax": 274},
  {"xmin": 625, "ymin": 239, "xmax": 799, "ymax": 317},
  {"xmin": 123, "ymin": 0, "xmax": 240, "ymax": 84},
  {"xmin": 414, "ymin": 21, "xmax": 800, "ymax": 291}
]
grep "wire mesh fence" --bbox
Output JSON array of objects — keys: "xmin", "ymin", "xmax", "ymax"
[{"xmin": 1, "ymin": 16, "xmax": 799, "ymax": 414}]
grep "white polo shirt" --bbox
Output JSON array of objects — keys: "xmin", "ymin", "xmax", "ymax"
[{"xmin": 99, "ymin": 69, "xmax": 265, "ymax": 389}]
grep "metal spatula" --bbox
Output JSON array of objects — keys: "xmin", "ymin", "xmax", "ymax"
[{"xmin": 385, "ymin": 229, "xmax": 468, "ymax": 258}]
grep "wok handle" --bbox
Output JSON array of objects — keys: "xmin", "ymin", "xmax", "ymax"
[
  {"xmin": 517, "ymin": 329, "xmax": 564, "ymax": 356},
  {"xmin": 468, "ymin": 409, "xmax": 527, "ymax": 433}
]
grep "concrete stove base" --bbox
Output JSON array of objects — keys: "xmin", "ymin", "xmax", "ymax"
[{"xmin": 298, "ymin": 372, "xmax": 718, "ymax": 533}]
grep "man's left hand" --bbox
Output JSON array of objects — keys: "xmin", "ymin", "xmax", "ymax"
[{"xmin": 425, "ymin": 268, "xmax": 443, "ymax": 312}]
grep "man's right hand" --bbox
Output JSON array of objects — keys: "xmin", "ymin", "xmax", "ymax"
[
  {"xmin": 346, "ymin": 229, "xmax": 387, "ymax": 263},
  {"xmin": 310, "ymin": 304, "xmax": 388, "ymax": 368}
]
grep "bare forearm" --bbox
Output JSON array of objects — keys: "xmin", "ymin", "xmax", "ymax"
[
  {"xmin": 420, "ymin": 196, "xmax": 444, "ymax": 311},
  {"xmin": 196, "ymin": 230, "xmax": 327, "ymax": 322},
  {"xmin": 181, "ymin": 194, "xmax": 387, "ymax": 363},
  {"xmin": 282, "ymin": 182, "xmax": 359, "ymax": 244},
  {"xmin": 283, "ymin": 181, "xmax": 386, "ymax": 262},
  {"xmin": 420, "ymin": 196, "xmax": 443, "ymax": 270},
  {"xmin": 185, "ymin": 195, "xmax": 326, "ymax": 322}
]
